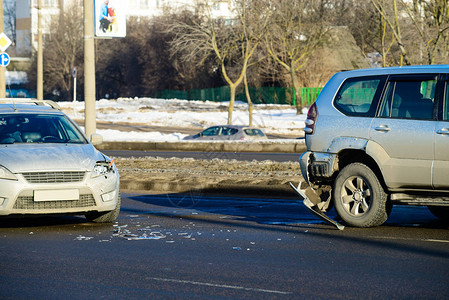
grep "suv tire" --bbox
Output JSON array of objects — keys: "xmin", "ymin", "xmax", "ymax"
[{"xmin": 333, "ymin": 163, "xmax": 388, "ymax": 227}]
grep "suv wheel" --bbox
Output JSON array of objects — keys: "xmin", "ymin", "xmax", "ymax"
[{"xmin": 333, "ymin": 163, "xmax": 389, "ymax": 227}]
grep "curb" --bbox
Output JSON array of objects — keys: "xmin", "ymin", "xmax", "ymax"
[
  {"xmin": 98, "ymin": 140, "xmax": 306, "ymax": 153},
  {"xmin": 120, "ymin": 180, "xmax": 298, "ymax": 198},
  {"xmin": 104, "ymin": 141, "xmax": 305, "ymax": 195}
]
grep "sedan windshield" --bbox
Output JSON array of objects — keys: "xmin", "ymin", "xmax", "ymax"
[{"xmin": 0, "ymin": 114, "xmax": 87, "ymax": 144}]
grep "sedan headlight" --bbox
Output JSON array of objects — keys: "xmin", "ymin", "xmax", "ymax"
[
  {"xmin": 0, "ymin": 165, "xmax": 18, "ymax": 181},
  {"xmin": 92, "ymin": 159, "xmax": 115, "ymax": 178}
]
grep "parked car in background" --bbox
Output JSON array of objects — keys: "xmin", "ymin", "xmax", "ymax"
[
  {"xmin": 183, "ymin": 125, "xmax": 268, "ymax": 141},
  {"xmin": 299, "ymin": 65, "xmax": 449, "ymax": 227},
  {"xmin": 0, "ymin": 99, "xmax": 120, "ymax": 222}
]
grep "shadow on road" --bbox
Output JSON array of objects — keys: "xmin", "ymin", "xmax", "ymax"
[
  {"xmin": 121, "ymin": 192, "xmax": 449, "ymax": 259},
  {"xmin": 125, "ymin": 191, "xmax": 446, "ymax": 230},
  {"xmin": 0, "ymin": 214, "xmax": 112, "ymax": 229}
]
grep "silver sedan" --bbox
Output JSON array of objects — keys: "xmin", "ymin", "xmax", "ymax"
[
  {"xmin": 0, "ymin": 100, "xmax": 120, "ymax": 222},
  {"xmin": 183, "ymin": 125, "xmax": 268, "ymax": 141}
]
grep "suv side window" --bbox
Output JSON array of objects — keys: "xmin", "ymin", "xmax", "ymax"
[
  {"xmin": 379, "ymin": 76, "xmax": 437, "ymax": 120},
  {"xmin": 334, "ymin": 76, "xmax": 385, "ymax": 117}
]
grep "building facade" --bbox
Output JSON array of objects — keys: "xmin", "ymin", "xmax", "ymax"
[{"xmin": 14, "ymin": 0, "xmax": 234, "ymax": 57}]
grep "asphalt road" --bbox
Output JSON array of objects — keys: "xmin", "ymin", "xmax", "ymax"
[{"xmin": 1, "ymin": 192, "xmax": 448, "ymax": 299}]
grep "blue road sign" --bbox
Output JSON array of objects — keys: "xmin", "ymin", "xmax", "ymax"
[{"xmin": 0, "ymin": 52, "xmax": 10, "ymax": 67}]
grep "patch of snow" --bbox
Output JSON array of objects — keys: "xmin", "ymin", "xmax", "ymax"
[
  {"xmin": 59, "ymin": 97, "xmax": 307, "ymax": 142},
  {"xmin": 5, "ymin": 71, "xmax": 28, "ymax": 85}
]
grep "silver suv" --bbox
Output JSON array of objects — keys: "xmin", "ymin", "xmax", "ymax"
[{"xmin": 300, "ymin": 65, "xmax": 449, "ymax": 227}]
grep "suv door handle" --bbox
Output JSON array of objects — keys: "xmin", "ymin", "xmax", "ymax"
[
  {"xmin": 436, "ymin": 128, "xmax": 449, "ymax": 135},
  {"xmin": 375, "ymin": 125, "xmax": 391, "ymax": 132}
]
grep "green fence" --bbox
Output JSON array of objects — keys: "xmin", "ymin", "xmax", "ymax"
[
  {"xmin": 299, "ymin": 87, "xmax": 323, "ymax": 106},
  {"xmin": 339, "ymin": 88, "xmax": 377, "ymax": 105},
  {"xmin": 151, "ymin": 86, "xmax": 322, "ymax": 106}
]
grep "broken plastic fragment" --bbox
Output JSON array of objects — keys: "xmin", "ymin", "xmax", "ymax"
[
  {"xmin": 75, "ymin": 235, "xmax": 94, "ymax": 241},
  {"xmin": 289, "ymin": 181, "xmax": 345, "ymax": 230}
]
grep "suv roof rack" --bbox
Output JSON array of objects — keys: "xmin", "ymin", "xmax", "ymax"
[{"xmin": 0, "ymin": 98, "xmax": 61, "ymax": 110}]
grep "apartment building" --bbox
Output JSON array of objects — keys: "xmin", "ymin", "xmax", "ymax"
[{"xmin": 14, "ymin": 0, "xmax": 233, "ymax": 56}]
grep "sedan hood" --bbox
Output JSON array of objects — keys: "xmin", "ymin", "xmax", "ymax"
[{"xmin": 0, "ymin": 144, "xmax": 105, "ymax": 173}]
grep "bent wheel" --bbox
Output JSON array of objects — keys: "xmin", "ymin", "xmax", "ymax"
[{"xmin": 333, "ymin": 163, "xmax": 389, "ymax": 227}]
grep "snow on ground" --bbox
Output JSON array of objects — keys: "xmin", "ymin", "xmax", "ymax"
[{"xmin": 59, "ymin": 97, "xmax": 308, "ymax": 142}]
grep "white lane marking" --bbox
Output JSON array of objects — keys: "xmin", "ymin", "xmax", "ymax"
[
  {"xmin": 372, "ymin": 236, "xmax": 449, "ymax": 243},
  {"xmin": 424, "ymin": 239, "xmax": 449, "ymax": 243},
  {"xmin": 148, "ymin": 277, "xmax": 292, "ymax": 295}
]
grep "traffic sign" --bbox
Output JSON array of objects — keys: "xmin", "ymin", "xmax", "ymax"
[
  {"xmin": 0, "ymin": 33, "xmax": 12, "ymax": 52},
  {"xmin": 0, "ymin": 53, "xmax": 10, "ymax": 67}
]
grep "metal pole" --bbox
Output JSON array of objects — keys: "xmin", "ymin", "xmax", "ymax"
[
  {"xmin": 0, "ymin": 0, "xmax": 5, "ymax": 98},
  {"xmin": 73, "ymin": 76, "xmax": 76, "ymax": 102},
  {"xmin": 37, "ymin": 0, "xmax": 43, "ymax": 100},
  {"xmin": 84, "ymin": 0, "xmax": 96, "ymax": 139}
]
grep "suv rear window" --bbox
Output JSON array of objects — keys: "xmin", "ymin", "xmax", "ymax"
[{"xmin": 334, "ymin": 76, "xmax": 384, "ymax": 117}]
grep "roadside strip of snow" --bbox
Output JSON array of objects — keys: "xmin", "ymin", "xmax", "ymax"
[{"xmin": 60, "ymin": 98, "xmax": 308, "ymax": 142}]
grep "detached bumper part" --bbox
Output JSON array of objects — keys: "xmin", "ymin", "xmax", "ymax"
[
  {"xmin": 289, "ymin": 181, "xmax": 344, "ymax": 230},
  {"xmin": 300, "ymin": 151, "xmax": 337, "ymax": 185}
]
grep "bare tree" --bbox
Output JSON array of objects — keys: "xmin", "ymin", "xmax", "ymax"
[
  {"xmin": 43, "ymin": 5, "xmax": 83, "ymax": 100},
  {"xmin": 371, "ymin": 0, "xmax": 412, "ymax": 65},
  {"xmin": 370, "ymin": 0, "xmax": 449, "ymax": 65},
  {"xmin": 343, "ymin": 1, "xmax": 413, "ymax": 66},
  {"xmin": 169, "ymin": 0, "xmax": 268, "ymax": 124},
  {"xmin": 404, "ymin": 0, "xmax": 449, "ymax": 64},
  {"xmin": 262, "ymin": 0, "xmax": 328, "ymax": 111},
  {"xmin": 3, "ymin": 0, "xmax": 16, "ymax": 45},
  {"xmin": 143, "ymin": 12, "xmax": 224, "ymax": 92},
  {"xmin": 29, "ymin": 9, "xmax": 224, "ymax": 101}
]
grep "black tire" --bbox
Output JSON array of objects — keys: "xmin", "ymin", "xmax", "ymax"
[
  {"xmin": 85, "ymin": 192, "xmax": 121, "ymax": 223},
  {"xmin": 427, "ymin": 206, "xmax": 449, "ymax": 222},
  {"xmin": 333, "ymin": 163, "xmax": 389, "ymax": 227}
]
